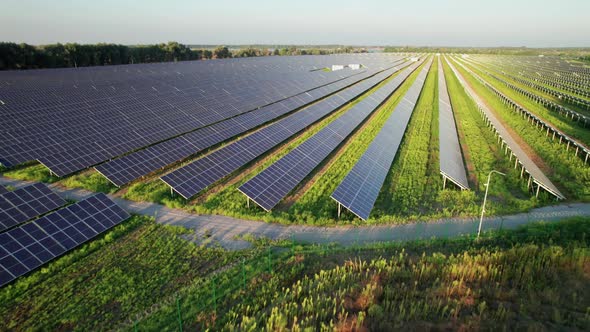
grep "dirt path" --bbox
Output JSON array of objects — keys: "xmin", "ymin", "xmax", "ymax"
[{"xmin": 3, "ymin": 176, "xmax": 590, "ymax": 251}]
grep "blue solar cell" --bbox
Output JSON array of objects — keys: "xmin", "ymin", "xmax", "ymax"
[{"xmin": 0, "ymin": 193, "xmax": 129, "ymax": 287}]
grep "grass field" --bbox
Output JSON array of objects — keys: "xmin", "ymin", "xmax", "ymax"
[{"xmin": 134, "ymin": 217, "xmax": 590, "ymax": 331}]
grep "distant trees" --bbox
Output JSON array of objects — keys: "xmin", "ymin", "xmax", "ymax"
[
  {"xmin": 0, "ymin": 42, "xmax": 209, "ymax": 70},
  {"xmin": 0, "ymin": 42, "xmax": 369, "ymax": 70}
]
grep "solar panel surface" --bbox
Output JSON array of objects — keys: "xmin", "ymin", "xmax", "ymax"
[
  {"xmin": 161, "ymin": 61, "xmax": 409, "ymax": 199},
  {"xmin": 0, "ymin": 183, "xmax": 67, "ymax": 232},
  {"xmin": 437, "ymin": 56, "xmax": 470, "ymax": 190},
  {"xmin": 239, "ymin": 58, "xmax": 426, "ymax": 211},
  {"xmin": 331, "ymin": 57, "xmax": 433, "ymax": 220},
  {"xmin": 0, "ymin": 193, "xmax": 129, "ymax": 287}
]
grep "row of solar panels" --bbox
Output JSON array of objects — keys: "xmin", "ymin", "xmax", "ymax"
[
  {"xmin": 96, "ymin": 59, "xmax": 407, "ymax": 187},
  {"xmin": 1, "ymin": 69, "xmax": 358, "ymax": 172},
  {"xmin": 331, "ymin": 57, "xmax": 434, "ymax": 220},
  {"xmin": 1, "ymin": 55, "xmax": 403, "ymax": 176},
  {"xmin": 471, "ymin": 56, "xmax": 590, "ymax": 108},
  {"xmin": 453, "ymin": 57, "xmax": 590, "ymax": 165},
  {"xmin": 160, "ymin": 59, "xmax": 411, "ymax": 199},
  {"xmin": 445, "ymin": 56, "xmax": 565, "ymax": 200},
  {"xmin": 0, "ymin": 183, "xmax": 129, "ymax": 287},
  {"xmin": 437, "ymin": 57, "xmax": 470, "ymax": 190},
  {"xmin": 461, "ymin": 57, "xmax": 590, "ymax": 126},
  {"xmin": 238, "ymin": 58, "xmax": 427, "ymax": 211}
]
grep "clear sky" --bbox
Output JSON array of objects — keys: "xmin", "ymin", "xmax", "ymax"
[{"xmin": 1, "ymin": 0, "xmax": 588, "ymax": 47}]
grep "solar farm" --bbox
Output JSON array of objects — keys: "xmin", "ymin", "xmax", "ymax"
[
  {"xmin": 2, "ymin": 53, "xmax": 588, "ymax": 225},
  {"xmin": 1, "ymin": 51, "xmax": 590, "ymax": 330}
]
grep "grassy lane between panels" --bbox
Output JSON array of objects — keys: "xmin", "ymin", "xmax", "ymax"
[
  {"xmin": 0, "ymin": 215, "xmax": 253, "ymax": 332},
  {"xmin": 285, "ymin": 59, "xmax": 430, "ymax": 225},
  {"xmin": 458, "ymin": 58, "xmax": 590, "ymax": 146},
  {"xmin": 135, "ymin": 217, "xmax": 590, "ymax": 331},
  {"xmin": 450, "ymin": 57, "xmax": 590, "ymax": 201},
  {"xmin": 372, "ymin": 57, "xmax": 440, "ymax": 220},
  {"xmin": 439, "ymin": 58, "xmax": 538, "ymax": 216}
]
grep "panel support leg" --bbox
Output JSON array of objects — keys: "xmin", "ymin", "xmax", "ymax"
[
  {"xmin": 337, "ymin": 203, "xmax": 341, "ymax": 219},
  {"xmin": 247, "ymin": 197, "xmax": 250, "ymax": 209},
  {"xmin": 536, "ymin": 184, "xmax": 540, "ymax": 198},
  {"xmin": 443, "ymin": 176, "xmax": 447, "ymax": 189}
]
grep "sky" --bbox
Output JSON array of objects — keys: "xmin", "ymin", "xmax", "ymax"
[{"xmin": 1, "ymin": 0, "xmax": 588, "ymax": 47}]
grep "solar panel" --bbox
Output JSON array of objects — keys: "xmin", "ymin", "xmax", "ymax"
[
  {"xmin": 331, "ymin": 57, "xmax": 434, "ymax": 220},
  {"xmin": 238, "ymin": 58, "xmax": 426, "ymax": 211},
  {"xmin": 0, "ymin": 185, "xmax": 7, "ymax": 195},
  {"xmin": 445, "ymin": 56, "xmax": 565, "ymax": 200},
  {"xmin": 161, "ymin": 62, "xmax": 409, "ymax": 199},
  {"xmin": 0, "ymin": 183, "xmax": 67, "ymax": 232},
  {"xmin": 0, "ymin": 193, "xmax": 129, "ymax": 287},
  {"xmin": 0, "ymin": 54, "xmax": 404, "ymax": 178},
  {"xmin": 438, "ymin": 57, "xmax": 470, "ymax": 190},
  {"xmin": 95, "ymin": 65, "xmax": 395, "ymax": 187}
]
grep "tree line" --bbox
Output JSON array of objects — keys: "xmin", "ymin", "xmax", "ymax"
[{"xmin": 0, "ymin": 42, "xmax": 366, "ymax": 70}]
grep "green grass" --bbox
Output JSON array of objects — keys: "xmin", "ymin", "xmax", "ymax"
[
  {"xmin": 60, "ymin": 170, "xmax": 118, "ymax": 193},
  {"xmin": 473, "ymin": 58, "xmax": 590, "ymax": 116},
  {"xmin": 440, "ymin": 58, "xmax": 538, "ymax": 215},
  {"xmin": 450, "ymin": 57, "xmax": 590, "ymax": 201},
  {"xmin": 2, "ymin": 164, "xmax": 58, "ymax": 183},
  {"xmin": 136, "ymin": 217, "xmax": 590, "ymax": 331},
  {"xmin": 0, "ymin": 215, "xmax": 249, "ymax": 332},
  {"xmin": 372, "ymin": 58, "xmax": 440, "ymax": 219}
]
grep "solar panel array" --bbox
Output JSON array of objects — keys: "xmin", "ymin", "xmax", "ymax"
[
  {"xmin": 238, "ymin": 58, "xmax": 426, "ymax": 211},
  {"xmin": 0, "ymin": 183, "xmax": 66, "ymax": 232},
  {"xmin": 0, "ymin": 193, "xmax": 129, "ymax": 287},
  {"xmin": 96, "ymin": 59, "xmax": 406, "ymax": 187},
  {"xmin": 437, "ymin": 57, "xmax": 470, "ymax": 190},
  {"xmin": 331, "ymin": 57, "xmax": 433, "ymax": 220},
  {"xmin": 160, "ymin": 61, "xmax": 409, "ymax": 199},
  {"xmin": 0, "ymin": 185, "xmax": 7, "ymax": 195},
  {"xmin": 445, "ymin": 56, "xmax": 565, "ymax": 200},
  {"xmin": 1, "ymin": 54, "xmax": 399, "ymax": 177}
]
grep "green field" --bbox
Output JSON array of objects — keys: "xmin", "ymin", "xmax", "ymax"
[{"xmin": 4, "ymin": 216, "xmax": 587, "ymax": 331}]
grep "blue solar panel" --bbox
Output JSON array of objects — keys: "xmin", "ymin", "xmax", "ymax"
[
  {"xmin": 438, "ymin": 56, "xmax": 470, "ymax": 190},
  {"xmin": 331, "ymin": 57, "xmax": 433, "ymax": 220},
  {"xmin": 95, "ymin": 66, "xmax": 388, "ymax": 187},
  {"xmin": 239, "ymin": 58, "xmax": 425, "ymax": 211},
  {"xmin": 0, "ymin": 186, "xmax": 7, "ymax": 195},
  {"xmin": 0, "ymin": 55, "xmax": 402, "ymax": 178},
  {"xmin": 160, "ymin": 62, "xmax": 408, "ymax": 199},
  {"xmin": 0, "ymin": 193, "xmax": 129, "ymax": 287},
  {"xmin": 0, "ymin": 183, "xmax": 67, "ymax": 232}
]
